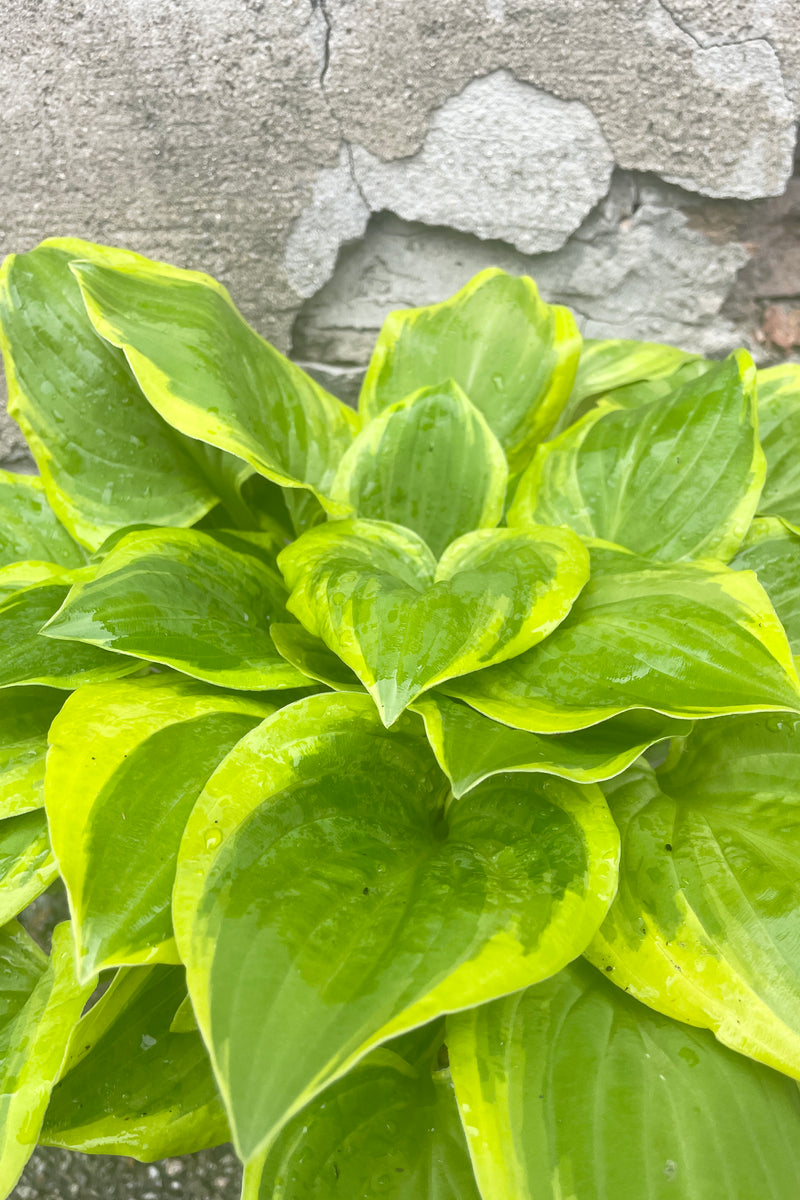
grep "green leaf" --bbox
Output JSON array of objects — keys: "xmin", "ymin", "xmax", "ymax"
[
  {"xmin": 331, "ymin": 380, "xmax": 507, "ymax": 558},
  {"xmin": 571, "ymin": 337, "xmax": 702, "ymax": 407},
  {"xmin": 46, "ymin": 675, "xmax": 274, "ymax": 979},
  {"xmin": 447, "ymin": 958, "xmax": 800, "ymax": 1200},
  {"xmin": 173, "ymin": 692, "xmax": 619, "ymax": 1162},
  {"xmin": 270, "ymin": 623, "xmax": 364, "ymax": 692},
  {"xmin": 279, "ymin": 520, "xmax": 590, "ymax": 726},
  {"xmin": 731, "ymin": 517, "xmax": 800, "ymax": 654},
  {"xmin": 41, "ymin": 528, "xmax": 308, "ymax": 691},
  {"xmin": 0, "ymin": 241, "xmax": 219, "ymax": 549},
  {"xmin": 359, "ymin": 269, "xmax": 581, "ymax": 473},
  {"xmin": 757, "ymin": 363, "xmax": 800, "ymax": 530},
  {"xmin": 587, "ymin": 712, "xmax": 800, "ymax": 1078},
  {"xmin": 0, "ymin": 574, "xmax": 140, "ymax": 690},
  {"xmin": 446, "ymin": 542, "xmax": 800, "ymax": 732},
  {"xmin": 0, "ymin": 810, "xmax": 57, "ymax": 924},
  {"xmin": 412, "ymin": 695, "xmax": 692, "ymax": 798},
  {"xmin": 0, "ymin": 472, "xmax": 85, "ymax": 568},
  {"xmin": 509, "ymin": 352, "xmax": 763, "ymax": 562},
  {"xmin": 0, "ymin": 687, "xmax": 63, "ymax": 818},
  {"xmin": 0, "ymin": 922, "xmax": 92, "ymax": 1197},
  {"xmin": 245, "ymin": 1022, "xmax": 480, "ymax": 1200},
  {"xmin": 71, "ymin": 250, "xmax": 359, "ymax": 514},
  {"xmin": 41, "ymin": 964, "xmax": 229, "ymax": 1160}
]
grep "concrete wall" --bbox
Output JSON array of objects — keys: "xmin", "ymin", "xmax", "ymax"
[{"xmin": 2, "ymin": 0, "xmax": 800, "ymax": 468}]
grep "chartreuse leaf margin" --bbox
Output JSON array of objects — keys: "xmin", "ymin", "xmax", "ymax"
[{"xmin": 0, "ymin": 237, "xmax": 799, "ymax": 1198}]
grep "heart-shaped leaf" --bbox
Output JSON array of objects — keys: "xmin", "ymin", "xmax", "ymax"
[
  {"xmin": 448, "ymin": 959, "xmax": 800, "ymax": 1200},
  {"xmin": 509, "ymin": 352, "xmax": 763, "ymax": 562},
  {"xmin": 45, "ymin": 675, "xmax": 274, "ymax": 979},
  {"xmin": 173, "ymin": 692, "xmax": 619, "ymax": 1161},
  {"xmin": 446, "ymin": 542, "xmax": 800, "ymax": 732},
  {"xmin": 71, "ymin": 249, "xmax": 359, "ymax": 514},
  {"xmin": 0, "ymin": 687, "xmax": 64, "ymax": 819},
  {"xmin": 331, "ymin": 380, "xmax": 507, "ymax": 557},
  {"xmin": 0, "ymin": 923, "xmax": 92, "ymax": 1197},
  {"xmin": 412, "ymin": 695, "xmax": 692, "ymax": 798},
  {"xmin": 245, "ymin": 1020, "xmax": 480, "ymax": 1200},
  {"xmin": 41, "ymin": 964, "xmax": 229, "ymax": 1160},
  {"xmin": 587, "ymin": 712, "xmax": 800, "ymax": 1078},
  {"xmin": 42, "ymin": 529, "xmax": 307, "ymax": 691},
  {"xmin": 359, "ymin": 269, "xmax": 580, "ymax": 473},
  {"xmin": 0, "ymin": 241, "xmax": 222, "ymax": 549},
  {"xmin": 279, "ymin": 520, "xmax": 589, "ymax": 726},
  {"xmin": 732, "ymin": 517, "xmax": 800, "ymax": 654},
  {"xmin": 757, "ymin": 363, "xmax": 800, "ymax": 530}
]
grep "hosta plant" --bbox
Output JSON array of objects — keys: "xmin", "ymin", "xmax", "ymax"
[{"xmin": 0, "ymin": 241, "xmax": 799, "ymax": 1199}]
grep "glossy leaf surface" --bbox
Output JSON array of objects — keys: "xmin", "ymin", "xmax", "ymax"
[
  {"xmin": 0, "ymin": 810, "xmax": 57, "ymax": 925},
  {"xmin": 270, "ymin": 623, "xmax": 363, "ymax": 692},
  {"xmin": 0, "ymin": 575, "xmax": 139, "ymax": 690},
  {"xmin": 448, "ymin": 958, "xmax": 800, "ymax": 1200},
  {"xmin": 0, "ymin": 241, "xmax": 218, "ymax": 549},
  {"xmin": 731, "ymin": 516, "xmax": 800, "ymax": 654},
  {"xmin": 173, "ymin": 692, "xmax": 619, "ymax": 1161},
  {"xmin": 279, "ymin": 520, "xmax": 589, "ymax": 725},
  {"xmin": 412, "ymin": 695, "xmax": 692, "ymax": 797},
  {"xmin": 331, "ymin": 380, "xmax": 507, "ymax": 558},
  {"xmin": 570, "ymin": 337, "xmax": 701, "ymax": 407},
  {"xmin": 359, "ymin": 269, "xmax": 580, "ymax": 473},
  {"xmin": 247, "ymin": 1022, "xmax": 480, "ymax": 1200},
  {"xmin": 0, "ymin": 923, "xmax": 92, "ymax": 1197},
  {"xmin": 41, "ymin": 965, "xmax": 228, "ymax": 1160},
  {"xmin": 588, "ymin": 713, "xmax": 800, "ymax": 1077},
  {"xmin": 0, "ymin": 472, "xmax": 84, "ymax": 568},
  {"xmin": 42, "ymin": 528, "xmax": 307, "ymax": 690},
  {"xmin": 72, "ymin": 251, "xmax": 358, "ymax": 513},
  {"xmin": 0, "ymin": 687, "xmax": 63, "ymax": 818},
  {"xmin": 446, "ymin": 543, "xmax": 800, "ymax": 732},
  {"xmin": 757, "ymin": 363, "xmax": 800, "ymax": 529},
  {"xmin": 46, "ymin": 676, "xmax": 274, "ymax": 978},
  {"xmin": 510, "ymin": 352, "xmax": 762, "ymax": 562}
]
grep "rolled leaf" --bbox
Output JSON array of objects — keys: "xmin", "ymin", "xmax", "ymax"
[
  {"xmin": 331, "ymin": 380, "xmax": 507, "ymax": 557},
  {"xmin": 279, "ymin": 519, "xmax": 590, "ymax": 726},
  {"xmin": 270, "ymin": 623, "xmax": 363, "ymax": 692},
  {"xmin": 448, "ymin": 958, "xmax": 800, "ymax": 1200},
  {"xmin": 412, "ymin": 695, "xmax": 692, "ymax": 798},
  {"xmin": 757, "ymin": 363, "xmax": 800, "ymax": 530},
  {"xmin": 42, "ymin": 528, "xmax": 307, "ymax": 691},
  {"xmin": 41, "ymin": 964, "xmax": 229, "ymax": 1160},
  {"xmin": 587, "ymin": 713, "xmax": 800, "ymax": 1078},
  {"xmin": 46, "ymin": 675, "xmax": 274, "ymax": 979},
  {"xmin": 731, "ymin": 516, "xmax": 800, "ymax": 654},
  {"xmin": 0, "ymin": 687, "xmax": 63, "ymax": 818},
  {"xmin": 570, "ymin": 337, "xmax": 702, "ymax": 407},
  {"xmin": 173, "ymin": 692, "xmax": 619, "ymax": 1161},
  {"xmin": 510, "ymin": 352, "xmax": 763, "ymax": 562},
  {"xmin": 0, "ymin": 922, "xmax": 92, "ymax": 1196},
  {"xmin": 446, "ymin": 542, "xmax": 800, "ymax": 732},
  {"xmin": 359, "ymin": 269, "xmax": 580, "ymax": 473},
  {"xmin": 245, "ymin": 1022, "xmax": 480, "ymax": 1200},
  {"xmin": 71, "ymin": 250, "xmax": 358, "ymax": 514},
  {"xmin": 0, "ymin": 241, "xmax": 219, "ymax": 549}
]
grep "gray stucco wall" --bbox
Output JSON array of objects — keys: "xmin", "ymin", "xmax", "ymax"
[{"xmin": 3, "ymin": 1, "xmax": 800, "ymax": 1196}]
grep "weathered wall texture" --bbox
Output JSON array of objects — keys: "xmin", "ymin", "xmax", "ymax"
[{"xmin": 2, "ymin": 0, "xmax": 800, "ymax": 470}]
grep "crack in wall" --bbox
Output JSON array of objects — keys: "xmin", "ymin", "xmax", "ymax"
[{"xmin": 311, "ymin": 0, "xmax": 332, "ymax": 86}]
